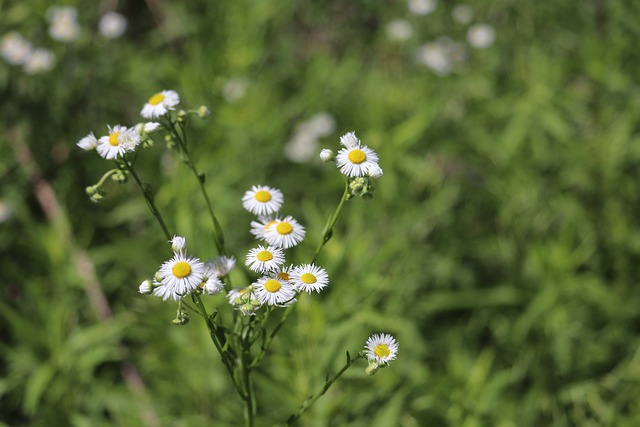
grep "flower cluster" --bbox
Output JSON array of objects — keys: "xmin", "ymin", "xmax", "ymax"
[
  {"xmin": 139, "ymin": 235, "xmax": 234, "ymax": 302},
  {"xmin": 76, "ymin": 91, "xmax": 176, "ymax": 159},
  {"xmin": 235, "ymin": 185, "xmax": 329, "ymax": 314},
  {"xmin": 320, "ymin": 132, "xmax": 383, "ymax": 200}
]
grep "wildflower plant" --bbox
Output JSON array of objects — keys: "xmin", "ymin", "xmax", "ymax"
[{"xmin": 77, "ymin": 90, "xmax": 397, "ymax": 425}]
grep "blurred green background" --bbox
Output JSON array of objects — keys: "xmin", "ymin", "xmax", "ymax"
[{"xmin": 3, "ymin": 0, "xmax": 640, "ymax": 426}]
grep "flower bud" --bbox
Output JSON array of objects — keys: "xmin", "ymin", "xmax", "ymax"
[
  {"xmin": 319, "ymin": 148, "xmax": 335, "ymax": 162},
  {"xmin": 172, "ymin": 309, "xmax": 190, "ymax": 325},
  {"xmin": 367, "ymin": 164, "xmax": 383, "ymax": 179},
  {"xmin": 170, "ymin": 235, "xmax": 186, "ymax": 253},
  {"xmin": 138, "ymin": 279, "xmax": 153, "ymax": 295},
  {"xmin": 366, "ymin": 361, "xmax": 380, "ymax": 376},
  {"xmin": 197, "ymin": 105, "xmax": 211, "ymax": 119}
]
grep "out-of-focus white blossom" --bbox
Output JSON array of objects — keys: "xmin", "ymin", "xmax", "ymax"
[
  {"xmin": 99, "ymin": 12, "xmax": 128, "ymax": 39},
  {"xmin": 467, "ymin": 24, "xmax": 496, "ymax": 49},
  {"xmin": 0, "ymin": 32, "xmax": 32, "ymax": 65},
  {"xmin": 48, "ymin": 6, "xmax": 81, "ymax": 43},
  {"xmin": 222, "ymin": 77, "xmax": 248, "ymax": 102},
  {"xmin": 415, "ymin": 37, "xmax": 467, "ymax": 76},
  {"xmin": 23, "ymin": 48, "xmax": 56, "ymax": 74},
  {"xmin": 408, "ymin": 0, "xmax": 437, "ymax": 16},
  {"xmin": 452, "ymin": 5, "xmax": 474, "ymax": 25},
  {"xmin": 386, "ymin": 19, "xmax": 413, "ymax": 41},
  {"xmin": 285, "ymin": 112, "xmax": 336, "ymax": 163}
]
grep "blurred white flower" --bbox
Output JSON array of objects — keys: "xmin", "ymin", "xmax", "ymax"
[
  {"xmin": 99, "ymin": 12, "xmax": 127, "ymax": 39},
  {"xmin": 386, "ymin": 19, "xmax": 413, "ymax": 41},
  {"xmin": 222, "ymin": 77, "xmax": 247, "ymax": 102},
  {"xmin": 408, "ymin": 0, "xmax": 437, "ymax": 16},
  {"xmin": 415, "ymin": 37, "xmax": 467, "ymax": 76},
  {"xmin": 23, "ymin": 48, "xmax": 56, "ymax": 74},
  {"xmin": 307, "ymin": 112, "xmax": 336, "ymax": 137},
  {"xmin": 285, "ymin": 112, "xmax": 336, "ymax": 163},
  {"xmin": 0, "ymin": 199, "xmax": 12, "ymax": 223},
  {"xmin": 467, "ymin": 23, "xmax": 496, "ymax": 49},
  {"xmin": 452, "ymin": 5, "xmax": 474, "ymax": 25},
  {"xmin": 48, "ymin": 6, "xmax": 81, "ymax": 43},
  {"xmin": 0, "ymin": 32, "xmax": 32, "ymax": 65}
]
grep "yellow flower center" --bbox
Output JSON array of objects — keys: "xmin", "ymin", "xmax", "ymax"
[
  {"xmin": 256, "ymin": 250, "xmax": 273, "ymax": 262},
  {"xmin": 108, "ymin": 132, "xmax": 120, "ymax": 146},
  {"xmin": 172, "ymin": 261, "xmax": 191, "ymax": 278},
  {"xmin": 148, "ymin": 93, "xmax": 165, "ymax": 105},
  {"xmin": 264, "ymin": 279, "xmax": 281, "ymax": 293},
  {"xmin": 374, "ymin": 344, "xmax": 390, "ymax": 359},
  {"xmin": 254, "ymin": 190, "xmax": 272, "ymax": 202},
  {"xmin": 348, "ymin": 149, "xmax": 366, "ymax": 164},
  {"xmin": 276, "ymin": 222, "xmax": 293, "ymax": 235},
  {"xmin": 300, "ymin": 273, "xmax": 316, "ymax": 284},
  {"xmin": 277, "ymin": 272, "xmax": 290, "ymax": 281}
]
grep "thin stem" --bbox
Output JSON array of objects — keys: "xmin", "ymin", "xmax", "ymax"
[
  {"xmin": 312, "ymin": 182, "xmax": 350, "ymax": 264},
  {"xmin": 123, "ymin": 160, "xmax": 171, "ymax": 241},
  {"xmin": 286, "ymin": 352, "xmax": 365, "ymax": 425},
  {"xmin": 192, "ymin": 294, "xmax": 244, "ymax": 397},
  {"xmin": 240, "ymin": 325, "xmax": 256, "ymax": 427},
  {"xmin": 170, "ymin": 119, "xmax": 227, "ymax": 255}
]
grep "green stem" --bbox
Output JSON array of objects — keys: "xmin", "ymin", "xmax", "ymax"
[
  {"xmin": 123, "ymin": 160, "xmax": 171, "ymax": 241},
  {"xmin": 286, "ymin": 352, "xmax": 364, "ymax": 425},
  {"xmin": 312, "ymin": 182, "xmax": 350, "ymax": 264},
  {"xmin": 240, "ymin": 327, "xmax": 256, "ymax": 427},
  {"xmin": 170, "ymin": 119, "xmax": 226, "ymax": 255},
  {"xmin": 192, "ymin": 294, "xmax": 244, "ymax": 397}
]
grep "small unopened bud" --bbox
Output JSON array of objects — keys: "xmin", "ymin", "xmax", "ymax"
[
  {"xmin": 197, "ymin": 105, "xmax": 211, "ymax": 119},
  {"xmin": 111, "ymin": 170, "xmax": 128, "ymax": 183},
  {"xmin": 319, "ymin": 148, "xmax": 335, "ymax": 162},
  {"xmin": 138, "ymin": 279, "xmax": 153, "ymax": 295},
  {"xmin": 177, "ymin": 110, "xmax": 187, "ymax": 122},
  {"xmin": 77, "ymin": 132, "xmax": 98, "ymax": 151},
  {"xmin": 172, "ymin": 309, "xmax": 190, "ymax": 325},
  {"xmin": 89, "ymin": 190, "xmax": 105, "ymax": 203},
  {"xmin": 170, "ymin": 235, "xmax": 186, "ymax": 253},
  {"xmin": 367, "ymin": 164, "xmax": 383, "ymax": 179},
  {"xmin": 366, "ymin": 361, "xmax": 380, "ymax": 376}
]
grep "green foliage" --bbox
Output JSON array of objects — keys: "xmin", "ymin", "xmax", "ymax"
[{"xmin": 3, "ymin": 0, "xmax": 640, "ymax": 426}]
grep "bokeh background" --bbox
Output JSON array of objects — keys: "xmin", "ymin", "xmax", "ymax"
[{"xmin": 3, "ymin": 0, "xmax": 640, "ymax": 426}]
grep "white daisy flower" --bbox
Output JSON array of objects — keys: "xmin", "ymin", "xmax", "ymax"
[
  {"xmin": 335, "ymin": 133, "xmax": 380, "ymax": 178},
  {"xmin": 253, "ymin": 275, "xmax": 296, "ymax": 306},
  {"xmin": 202, "ymin": 274, "xmax": 224, "ymax": 295},
  {"xmin": 263, "ymin": 215, "xmax": 306, "ymax": 249},
  {"xmin": 242, "ymin": 185, "xmax": 284, "ymax": 216},
  {"xmin": 153, "ymin": 252, "xmax": 205, "ymax": 301},
  {"xmin": 140, "ymin": 90, "xmax": 180, "ymax": 119},
  {"xmin": 290, "ymin": 263, "xmax": 329, "ymax": 294},
  {"xmin": 99, "ymin": 11, "xmax": 128, "ymax": 39},
  {"xmin": 364, "ymin": 333, "xmax": 399, "ymax": 365},
  {"xmin": 250, "ymin": 216, "xmax": 277, "ymax": 240},
  {"xmin": 97, "ymin": 125, "xmax": 141, "ymax": 160},
  {"xmin": 77, "ymin": 132, "xmax": 98, "ymax": 151},
  {"xmin": 245, "ymin": 245, "xmax": 285, "ymax": 273},
  {"xmin": 227, "ymin": 285, "xmax": 262, "ymax": 315}
]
